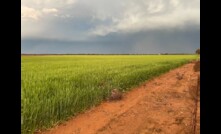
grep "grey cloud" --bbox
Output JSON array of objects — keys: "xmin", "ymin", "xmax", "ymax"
[
  {"xmin": 22, "ymin": 26, "xmax": 200, "ymax": 54},
  {"xmin": 22, "ymin": 0, "xmax": 200, "ymax": 38},
  {"xmin": 21, "ymin": 0, "xmax": 200, "ymax": 54}
]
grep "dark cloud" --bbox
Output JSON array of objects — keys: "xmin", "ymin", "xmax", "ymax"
[
  {"xmin": 22, "ymin": 25, "xmax": 199, "ymax": 54},
  {"xmin": 21, "ymin": 0, "xmax": 200, "ymax": 54}
]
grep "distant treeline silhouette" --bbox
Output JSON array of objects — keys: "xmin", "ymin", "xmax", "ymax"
[{"xmin": 21, "ymin": 53, "xmax": 195, "ymax": 56}]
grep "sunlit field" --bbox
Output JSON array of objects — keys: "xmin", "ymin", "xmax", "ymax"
[{"xmin": 21, "ymin": 55, "xmax": 197, "ymax": 134}]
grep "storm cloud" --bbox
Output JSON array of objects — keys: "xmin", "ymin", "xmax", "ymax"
[{"xmin": 21, "ymin": 0, "xmax": 200, "ymax": 54}]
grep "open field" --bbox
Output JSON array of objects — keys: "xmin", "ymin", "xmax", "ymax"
[
  {"xmin": 39, "ymin": 61, "xmax": 200, "ymax": 134},
  {"xmin": 21, "ymin": 55, "xmax": 198, "ymax": 134}
]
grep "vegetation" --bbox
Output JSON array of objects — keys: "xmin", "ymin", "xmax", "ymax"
[
  {"xmin": 21, "ymin": 55, "xmax": 198, "ymax": 134},
  {"xmin": 195, "ymin": 48, "xmax": 200, "ymax": 55}
]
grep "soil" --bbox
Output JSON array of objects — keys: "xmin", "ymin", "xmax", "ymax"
[{"xmin": 37, "ymin": 62, "xmax": 200, "ymax": 134}]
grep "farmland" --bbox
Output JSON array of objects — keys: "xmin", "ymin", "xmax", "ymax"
[{"xmin": 21, "ymin": 55, "xmax": 197, "ymax": 134}]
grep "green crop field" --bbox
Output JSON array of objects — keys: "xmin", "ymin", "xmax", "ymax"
[{"xmin": 21, "ymin": 55, "xmax": 197, "ymax": 134}]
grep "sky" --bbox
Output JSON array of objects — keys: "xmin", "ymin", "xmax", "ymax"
[{"xmin": 21, "ymin": 0, "xmax": 200, "ymax": 54}]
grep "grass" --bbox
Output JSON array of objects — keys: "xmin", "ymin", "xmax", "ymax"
[{"xmin": 21, "ymin": 55, "xmax": 198, "ymax": 134}]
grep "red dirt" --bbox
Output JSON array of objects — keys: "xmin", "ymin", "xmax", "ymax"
[{"xmin": 38, "ymin": 63, "xmax": 200, "ymax": 134}]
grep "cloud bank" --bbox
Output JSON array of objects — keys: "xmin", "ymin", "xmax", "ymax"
[{"xmin": 21, "ymin": 0, "xmax": 200, "ymax": 54}]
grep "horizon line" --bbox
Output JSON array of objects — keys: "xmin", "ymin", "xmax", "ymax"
[{"xmin": 21, "ymin": 53, "xmax": 195, "ymax": 55}]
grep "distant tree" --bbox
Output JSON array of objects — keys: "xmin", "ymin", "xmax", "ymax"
[{"xmin": 195, "ymin": 48, "xmax": 200, "ymax": 55}]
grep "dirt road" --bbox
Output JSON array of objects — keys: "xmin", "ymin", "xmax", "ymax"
[{"xmin": 39, "ymin": 62, "xmax": 200, "ymax": 134}]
